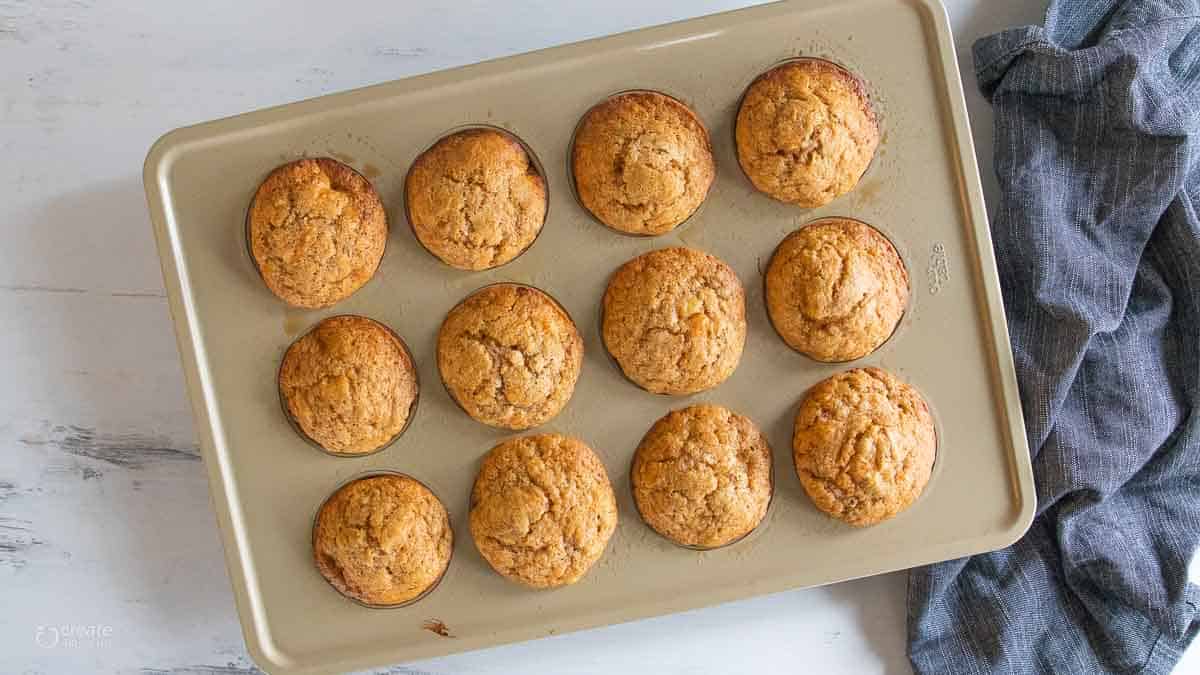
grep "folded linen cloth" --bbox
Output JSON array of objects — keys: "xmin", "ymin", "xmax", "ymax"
[{"xmin": 907, "ymin": 1, "xmax": 1200, "ymax": 673}]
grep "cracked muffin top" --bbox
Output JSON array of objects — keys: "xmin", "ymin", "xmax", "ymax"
[
  {"xmin": 405, "ymin": 128, "xmax": 547, "ymax": 270},
  {"xmin": 793, "ymin": 368, "xmax": 936, "ymax": 527},
  {"xmin": 279, "ymin": 315, "xmax": 418, "ymax": 455},
  {"xmin": 572, "ymin": 91, "xmax": 715, "ymax": 235},
  {"xmin": 437, "ymin": 284, "xmax": 583, "ymax": 430},
  {"xmin": 247, "ymin": 158, "xmax": 387, "ymax": 308},
  {"xmin": 632, "ymin": 404, "xmax": 772, "ymax": 549},
  {"xmin": 735, "ymin": 59, "xmax": 879, "ymax": 208},
  {"xmin": 602, "ymin": 247, "xmax": 745, "ymax": 395},
  {"xmin": 766, "ymin": 218, "xmax": 908, "ymax": 362},
  {"xmin": 469, "ymin": 434, "xmax": 617, "ymax": 588},
  {"xmin": 313, "ymin": 474, "xmax": 452, "ymax": 606}
]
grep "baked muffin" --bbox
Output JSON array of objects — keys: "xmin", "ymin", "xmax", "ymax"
[
  {"xmin": 602, "ymin": 247, "xmax": 746, "ymax": 395},
  {"xmin": 279, "ymin": 315, "xmax": 418, "ymax": 455},
  {"xmin": 437, "ymin": 284, "xmax": 583, "ymax": 430},
  {"xmin": 793, "ymin": 368, "xmax": 936, "ymax": 527},
  {"xmin": 469, "ymin": 434, "xmax": 617, "ymax": 588},
  {"xmin": 313, "ymin": 474, "xmax": 452, "ymax": 606},
  {"xmin": 247, "ymin": 158, "xmax": 387, "ymax": 308},
  {"xmin": 735, "ymin": 59, "xmax": 879, "ymax": 207},
  {"xmin": 766, "ymin": 218, "xmax": 908, "ymax": 362},
  {"xmin": 632, "ymin": 404, "xmax": 772, "ymax": 549},
  {"xmin": 405, "ymin": 128, "xmax": 547, "ymax": 270},
  {"xmin": 572, "ymin": 91, "xmax": 715, "ymax": 235}
]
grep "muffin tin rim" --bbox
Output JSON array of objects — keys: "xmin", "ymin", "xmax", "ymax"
[
  {"xmin": 628, "ymin": 402, "xmax": 777, "ymax": 551},
  {"xmin": 435, "ymin": 280, "xmax": 585, "ymax": 431},
  {"xmin": 566, "ymin": 88, "xmax": 717, "ymax": 239},
  {"xmin": 596, "ymin": 245, "xmax": 749, "ymax": 397},
  {"xmin": 243, "ymin": 156, "xmax": 389, "ymax": 309},
  {"xmin": 464, "ymin": 431, "xmax": 621, "ymax": 589},
  {"xmin": 277, "ymin": 314, "xmax": 422, "ymax": 458},
  {"xmin": 788, "ymin": 365, "xmax": 943, "ymax": 526},
  {"xmin": 310, "ymin": 470, "xmax": 455, "ymax": 609},
  {"xmin": 761, "ymin": 215, "xmax": 912, "ymax": 365},
  {"xmin": 731, "ymin": 55, "xmax": 883, "ymax": 208},
  {"xmin": 401, "ymin": 122, "xmax": 552, "ymax": 272}
]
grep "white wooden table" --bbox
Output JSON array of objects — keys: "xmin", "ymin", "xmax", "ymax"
[{"xmin": 3, "ymin": 1, "xmax": 1195, "ymax": 673}]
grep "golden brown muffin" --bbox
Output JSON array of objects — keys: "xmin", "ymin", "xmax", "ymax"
[
  {"xmin": 793, "ymin": 368, "xmax": 936, "ymax": 527},
  {"xmin": 632, "ymin": 404, "xmax": 772, "ymax": 549},
  {"xmin": 437, "ymin": 284, "xmax": 583, "ymax": 430},
  {"xmin": 279, "ymin": 315, "xmax": 418, "ymax": 455},
  {"xmin": 247, "ymin": 158, "xmax": 387, "ymax": 308},
  {"xmin": 602, "ymin": 247, "xmax": 746, "ymax": 395},
  {"xmin": 766, "ymin": 218, "xmax": 908, "ymax": 362},
  {"xmin": 572, "ymin": 91, "xmax": 715, "ymax": 235},
  {"xmin": 313, "ymin": 474, "xmax": 452, "ymax": 606},
  {"xmin": 735, "ymin": 59, "xmax": 879, "ymax": 208},
  {"xmin": 469, "ymin": 434, "xmax": 617, "ymax": 588},
  {"xmin": 405, "ymin": 128, "xmax": 547, "ymax": 270}
]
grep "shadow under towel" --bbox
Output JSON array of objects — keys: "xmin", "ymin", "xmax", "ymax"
[{"xmin": 907, "ymin": 1, "xmax": 1200, "ymax": 673}]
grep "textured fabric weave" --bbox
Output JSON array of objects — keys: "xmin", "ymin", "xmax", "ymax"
[{"xmin": 907, "ymin": 1, "xmax": 1200, "ymax": 673}]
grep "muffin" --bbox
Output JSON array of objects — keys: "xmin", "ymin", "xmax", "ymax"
[
  {"xmin": 247, "ymin": 158, "xmax": 387, "ymax": 308},
  {"xmin": 766, "ymin": 218, "xmax": 908, "ymax": 362},
  {"xmin": 313, "ymin": 474, "xmax": 452, "ymax": 606},
  {"xmin": 793, "ymin": 368, "xmax": 936, "ymax": 527},
  {"xmin": 405, "ymin": 128, "xmax": 547, "ymax": 270},
  {"xmin": 572, "ymin": 91, "xmax": 715, "ymax": 235},
  {"xmin": 279, "ymin": 315, "xmax": 418, "ymax": 455},
  {"xmin": 735, "ymin": 59, "xmax": 879, "ymax": 208},
  {"xmin": 437, "ymin": 284, "xmax": 583, "ymax": 430},
  {"xmin": 469, "ymin": 434, "xmax": 618, "ymax": 588},
  {"xmin": 602, "ymin": 247, "xmax": 746, "ymax": 395},
  {"xmin": 632, "ymin": 404, "xmax": 772, "ymax": 549}
]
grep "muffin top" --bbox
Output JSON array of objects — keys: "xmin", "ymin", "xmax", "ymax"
[
  {"xmin": 279, "ymin": 315, "xmax": 418, "ymax": 455},
  {"xmin": 632, "ymin": 404, "xmax": 772, "ymax": 549},
  {"xmin": 469, "ymin": 434, "xmax": 617, "ymax": 588},
  {"xmin": 406, "ymin": 128, "xmax": 547, "ymax": 270},
  {"xmin": 572, "ymin": 91, "xmax": 715, "ymax": 235},
  {"xmin": 766, "ymin": 218, "xmax": 908, "ymax": 362},
  {"xmin": 437, "ymin": 284, "xmax": 583, "ymax": 430},
  {"xmin": 313, "ymin": 474, "xmax": 452, "ymax": 605},
  {"xmin": 602, "ymin": 247, "xmax": 746, "ymax": 395},
  {"xmin": 247, "ymin": 158, "xmax": 387, "ymax": 308},
  {"xmin": 735, "ymin": 60, "xmax": 879, "ymax": 208},
  {"xmin": 793, "ymin": 368, "xmax": 936, "ymax": 527}
]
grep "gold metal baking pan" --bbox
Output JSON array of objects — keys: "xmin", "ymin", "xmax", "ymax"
[{"xmin": 143, "ymin": 1, "xmax": 1034, "ymax": 672}]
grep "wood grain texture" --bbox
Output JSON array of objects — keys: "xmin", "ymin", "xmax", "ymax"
[{"xmin": 9, "ymin": 1, "xmax": 1187, "ymax": 675}]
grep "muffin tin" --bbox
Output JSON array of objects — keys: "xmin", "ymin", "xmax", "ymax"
[
  {"xmin": 569, "ymin": 89, "xmax": 716, "ymax": 236},
  {"xmin": 404, "ymin": 124, "xmax": 550, "ymax": 270},
  {"xmin": 311, "ymin": 470, "xmax": 454, "ymax": 608},
  {"xmin": 143, "ymin": 0, "xmax": 1034, "ymax": 672},
  {"xmin": 277, "ymin": 315, "xmax": 421, "ymax": 458}
]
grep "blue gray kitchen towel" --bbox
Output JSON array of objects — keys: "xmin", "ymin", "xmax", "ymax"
[{"xmin": 906, "ymin": 1, "xmax": 1200, "ymax": 673}]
